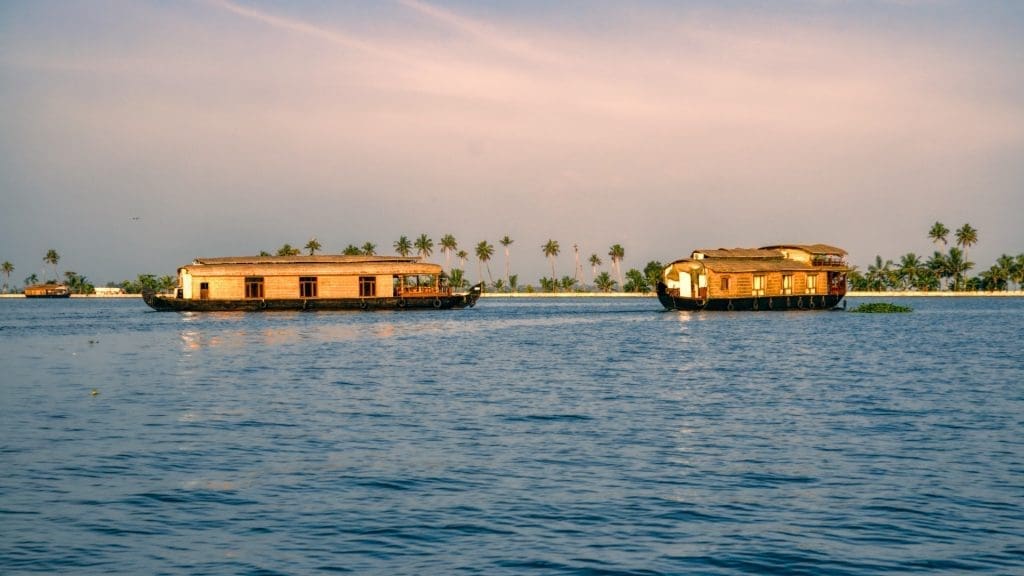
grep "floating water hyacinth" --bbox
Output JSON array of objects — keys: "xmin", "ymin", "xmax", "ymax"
[{"xmin": 850, "ymin": 302, "xmax": 913, "ymax": 313}]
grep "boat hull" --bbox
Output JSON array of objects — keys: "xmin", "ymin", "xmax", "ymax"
[
  {"xmin": 657, "ymin": 283, "xmax": 844, "ymax": 311},
  {"xmin": 142, "ymin": 284, "xmax": 483, "ymax": 312},
  {"xmin": 24, "ymin": 293, "xmax": 72, "ymax": 299}
]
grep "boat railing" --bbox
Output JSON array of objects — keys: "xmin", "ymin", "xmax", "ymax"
[{"xmin": 398, "ymin": 286, "xmax": 453, "ymax": 297}]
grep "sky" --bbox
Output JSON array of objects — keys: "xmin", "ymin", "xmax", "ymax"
[{"xmin": 2, "ymin": 0, "xmax": 1022, "ymax": 286}]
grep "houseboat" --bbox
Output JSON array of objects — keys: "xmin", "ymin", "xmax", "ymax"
[
  {"xmin": 657, "ymin": 244, "xmax": 848, "ymax": 311},
  {"xmin": 142, "ymin": 255, "xmax": 483, "ymax": 312},
  {"xmin": 24, "ymin": 283, "xmax": 71, "ymax": 298}
]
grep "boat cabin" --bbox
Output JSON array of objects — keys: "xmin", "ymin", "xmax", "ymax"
[
  {"xmin": 172, "ymin": 256, "xmax": 453, "ymax": 301},
  {"xmin": 24, "ymin": 283, "xmax": 71, "ymax": 298},
  {"xmin": 661, "ymin": 244, "xmax": 848, "ymax": 304}
]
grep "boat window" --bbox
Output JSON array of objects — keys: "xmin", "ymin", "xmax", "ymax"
[
  {"xmin": 806, "ymin": 274, "xmax": 818, "ymax": 294},
  {"xmin": 721, "ymin": 276, "xmax": 730, "ymax": 291},
  {"xmin": 752, "ymin": 275, "xmax": 766, "ymax": 297},
  {"xmin": 245, "ymin": 277, "xmax": 264, "ymax": 299},
  {"xmin": 359, "ymin": 276, "xmax": 376, "ymax": 297},
  {"xmin": 299, "ymin": 277, "xmax": 318, "ymax": 298},
  {"xmin": 782, "ymin": 274, "xmax": 793, "ymax": 295}
]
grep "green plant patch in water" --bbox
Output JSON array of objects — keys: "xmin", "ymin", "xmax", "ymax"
[{"xmin": 850, "ymin": 302, "xmax": 913, "ymax": 313}]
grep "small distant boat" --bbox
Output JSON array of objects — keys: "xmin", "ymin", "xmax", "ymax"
[
  {"xmin": 24, "ymin": 283, "xmax": 71, "ymax": 298},
  {"xmin": 142, "ymin": 255, "xmax": 483, "ymax": 312},
  {"xmin": 657, "ymin": 244, "xmax": 849, "ymax": 311}
]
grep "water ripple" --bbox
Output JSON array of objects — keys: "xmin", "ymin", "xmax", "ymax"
[{"xmin": 1, "ymin": 297, "xmax": 1022, "ymax": 574}]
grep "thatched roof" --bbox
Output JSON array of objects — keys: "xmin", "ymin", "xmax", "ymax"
[
  {"xmin": 692, "ymin": 244, "xmax": 846, "ymax": 259},
  {"xmin": 182, "ymin": 255, "xmax": 442, "ymax": 277},
  {"xmin": 668, "ymin": 243, "xmax": 848, "ymax": 273},
  {"xmin": 192, "ymin": 255, "xmax": 422, "ymax": 265},
  {"xmin": 693, "ymin": 248, "xmax": 783, "ymax": 259},
  {"xmin": 701, "ymin": 259, "xmax": 817, "ymax": 273},
  {"xmin": 760, "ymin": 244, "xmax": 847, "ymax": 256}
]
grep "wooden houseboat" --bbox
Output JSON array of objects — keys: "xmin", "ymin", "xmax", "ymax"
[
  {"xmin": 24, "ymin": 283, "xmax": 71, "ymax": 298},
  {"xmin": 142, "ymin": 255, "xmax": 483, "ymax": 312},
  {"xmin": 656, "ymin": 244, "xmax": 848, "ymax": 311}
]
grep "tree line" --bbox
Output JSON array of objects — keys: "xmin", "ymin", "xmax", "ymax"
[
  {"xmin": 259, "ymin": 235, "xmax": 662, "ymax": 293},
  {"xmin": 5, "ymin": 224, "xmax": 1019, "ymax": 295},
  {"xmin": 848, "ymin": 222, "xmax": 1024, "ymax": 292},
  {"xmin": 0, "ymin": 249, "xmax": 176, "ymax": 295}
]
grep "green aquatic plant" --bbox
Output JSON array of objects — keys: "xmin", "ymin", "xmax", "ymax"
[{"xmin": 849, "ymin": 302, "xmax": 913, "ymax": 313}]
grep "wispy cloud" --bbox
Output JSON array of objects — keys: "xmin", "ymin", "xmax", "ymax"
[
  {"xmin": 2, "ymin": 0, "xmax": 1021, "ymax": 281},
  {"xmin": 398, "ymin": 0, "xmax": 566, "ymax": 66},
  {"xmin": 205, "ymin": 0, "xmax": 400, "ymax": 62}
]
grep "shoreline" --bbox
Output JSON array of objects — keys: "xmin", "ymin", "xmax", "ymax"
[
  {"xmin": 845, "ymin": 290, "xmax": 1024, "ymax": 298},
  {"xmin": 2, "ymin": 291, "xmax": 1022, "ymax": 300}
]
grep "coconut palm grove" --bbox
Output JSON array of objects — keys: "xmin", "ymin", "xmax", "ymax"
[{"xmin": 2, "ymin": 222, "xmax": 1022, "ymax": 295}]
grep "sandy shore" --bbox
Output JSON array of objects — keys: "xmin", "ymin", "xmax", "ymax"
[
  {"xmin": 846, "ymin": 291, "xmax": 1024, "ymax": 297},
  {"xmin": 0, "ymin": 293, "xmax": 142, "ymax": 299},
  {"xmin": 2, "ymin": 291, "xmax": 1021, "ymax": 300},
  {"xmin": 485, "ymin": 291, "xmax": 1024, "ymax": 298}
]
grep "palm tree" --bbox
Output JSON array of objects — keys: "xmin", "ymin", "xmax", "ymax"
[
  {"xmin": 448, "ymin": 268, "xmax": 466, "ymax": 289},
  {"xmin": 993, "ymin": 254, "xmax": 1016, "ymax": 291},
  {"xmin": 624, "ymin": 268, "xmax": 648, "ymax": 292},
  {"xmin": 414, "ymin": 234, "xmax": 434, "ymax": 260},
  {"xmin": 643, "ymin": 261, "xmax": 664, "ymax": 292},
  {"xmin": 277, "ymin": 244, "xmax": 300, "ymax": 256},
  {"xmin": 927, "ymin": 251, "xmax": 950, "ymax": 290},
  {"xmin": 500, "ymin": 235, "xmax": 514, "ymax": 288},
  {"xmin": 982, "ymin": 255, "xmax": 1015, "ymax": 291},
  {"xmin": 456, "ymin": 250, "xmax": 468, "ymax": 269},
  {"xmin": 64, "ymin": 271, "xmax": 94, "ymax": 294},
  {"xmin": 2, "ymin": 261, "xmax": 13, "ymax": 293},
  {"xmin": 897, "ymin": 253, "xmax": 924, "ymax": 291},
  {"xmin": 509, "ymin": 274, "xmax": 519, "ymax": 293},
  {"xmin": 594, "ymin": 271, "xmax": 616, "ymax": 292},
  {"xmin": 475, "ymin": 240, "xmax": 494, "ymax": 284},
  {"xmin": 394, "ymin": 236, "xmax": 413, "ymax": 257},
  {"xmin": 846, "ymin": 268, "xmax": 867, "ymax": 291},
  {"xmin": 979, "ymin": 266, "xmax": 1006, "ymax": 291},
  {"xmin": 608, "ymin": 244, "xmax": 625, "ymax": 289},
  {"xmin": 955, "ymin": 223, "xmax": 978, "ymax": 267},
  {"xmin": 44, "ymin": 249, "xmax": 60, "ymax": 282},
  {"xmin": 342, "ymin": 244, "xmax": 363, "ymax": 255},
  {"xmin": 1014, "ymin": 254, "xmax": 1024, "ymax": 291},
  {"xmin": 946, "ymin": 247, "xmax": 973, "ymax": 291},
  {"xmin": 304, "ymin": 237, "xmax": 322, "ymax": 255},
  {"xmin": 928, "ymin": 222, "xmax": 949, "ymax": 247},
  {"xmin": 589, "ymin": 254, "xmax": 602, "ymax": 284},
  {"xmin": 440, "ymin": 234, "xmax": 458, "ymax": 269},
  {"xmin": 572, "ymin": 244, "xmax": 581, "ymax": 283},
  {"xmin": 866, "ymin": 255, "xmax": 894, "ymax": 291},
  {"xmin": 542, "ymin": 239, "xmax": 560, "ymax": 289},
  {"xmin": 361, "ymin": 242, "xmax": 377, "ymax": 256}
]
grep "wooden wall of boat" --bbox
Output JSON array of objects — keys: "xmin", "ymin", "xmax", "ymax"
[
  {"xmin": 179, "ymin": 257, "xmax": 443, "ymax": 301},
  {"xmin": 706, "ymin": 271, "xmax": 824, "ymax": 299}
]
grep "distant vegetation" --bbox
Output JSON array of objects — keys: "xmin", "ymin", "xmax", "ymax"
[
  {"xmin": 257, "ymin": 236, "xmax": 665, "ymax": 294},
  {"xmin": 847, "ymin": 222, "xmax": 1022, "ymax": 292},
  {"xmin": 849, "ymin": 302, "xmax": 913, "ymax": 313},
  {"xmin": 4, "ymin": 222, "xmax": 1019, "ymax": 295}
]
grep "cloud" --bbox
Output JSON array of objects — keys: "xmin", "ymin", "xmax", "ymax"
[
  {"xmin": 206, "ymin": 0, "xmax": 390, "ymax": 59},
  {"xmin": 1, "ymin": 1, "xmax": 1021, "ymax": 282}
]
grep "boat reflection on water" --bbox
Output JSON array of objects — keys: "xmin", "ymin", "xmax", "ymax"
[{"xmin": 178, "ymin": 319, "xmax": 402, "ymax": 351}]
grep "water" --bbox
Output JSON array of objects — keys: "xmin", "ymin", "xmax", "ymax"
[{"xmin": 1, "ymin": 297, "xmax": 1022, "ymax": 575}]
